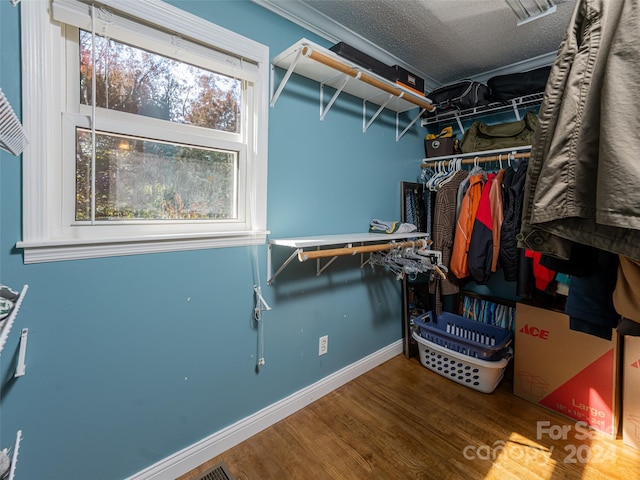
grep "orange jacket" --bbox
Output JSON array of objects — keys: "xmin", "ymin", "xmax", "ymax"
[{"xmin": 450, "ymin": 173, "xmax": 484, "ymax": 279}]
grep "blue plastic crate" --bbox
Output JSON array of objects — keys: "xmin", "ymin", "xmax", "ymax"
[{"xmin": 413, "ymin": 311, "xmax": 512, "ymax": 361}]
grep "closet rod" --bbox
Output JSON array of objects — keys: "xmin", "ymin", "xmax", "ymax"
[
  {"xmin": 422, "ymin": 151, "xmax": 530, "ymax": 169},
  {"xmin": 298, "ymin": 239, "xmax": 431, "ymax": 262},
  {"xmin": 301, "ymin": 46, "xmax": 436, "ymax": 112}
]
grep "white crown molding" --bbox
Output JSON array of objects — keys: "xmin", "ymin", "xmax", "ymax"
[
  {"xmin": 251, "ymin": 0, "xmax": 341, "ymax": 44},
  {"xmin": 125, "ymin": 339, "xmax": 403, "ymax": 480}
]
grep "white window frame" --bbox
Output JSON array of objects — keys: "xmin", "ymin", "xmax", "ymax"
[{"xmin": 18, "ymin": 0, "xmax": 269, "ymax": 263}]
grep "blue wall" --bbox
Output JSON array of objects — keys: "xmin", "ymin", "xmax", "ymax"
[{"xmin": 0, "ymin": 1, "xmax": 426, "ymax": 479}]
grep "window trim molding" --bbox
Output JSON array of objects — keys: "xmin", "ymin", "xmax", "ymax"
[
  {"xmin": 18, "ymin": 232, "xmax": 270, "ymax": 264},
  {"xmin": 18, "ymin": 0, "xmax": 270, "ymax": 263}
]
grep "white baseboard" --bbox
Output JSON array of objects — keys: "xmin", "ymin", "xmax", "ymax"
[{"xmin": 125, "ymin": 340, "xmax": 403, "ymax": 480}]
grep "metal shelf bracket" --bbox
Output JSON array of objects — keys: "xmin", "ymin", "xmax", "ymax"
[
  {"xmin": 15, "ymin": 328, "xmax": 28, "ymax": 377},
  {"xmin": 269, "ymin": 47, "xmax": 304, "ymax": 108},
  {"xmin": 363, "ymin": 93, "xmax": 394, "ymax": 132},
  {"xmin": 397, "ymin": 107, "xmax": 427, "ymax": 142},
  {"xmin": 320, "ymin": 73, "xmax": 351, "ymax": 120},
  {"xmin": 267, "ymin": 245, "xmax": 301, "ymax": 285}
]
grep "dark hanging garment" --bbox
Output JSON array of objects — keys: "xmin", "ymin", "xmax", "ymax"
[
  {"xmin": 516, "ymin": 249, "xmax": 533, "ymax": 299},
  {"xmin": 565, "ymin": 250, "xmax": 620, "ymax": 340},
  {"xmin": 538, "ymin": 243, "xmax": 599, "ymax": 277},
  {"xmin": 499, "ymin": 160, "xmax": 529, "ymax": 281}
]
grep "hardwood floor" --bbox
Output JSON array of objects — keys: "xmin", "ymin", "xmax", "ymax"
[{"xmin": 179, "ymin": 354, "xmax": 640, "ymax": 480}]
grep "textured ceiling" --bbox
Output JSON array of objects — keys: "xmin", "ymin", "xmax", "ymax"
[{"xmin": 255, "ymin": 0, "xmax": 577, "ymax": 89}]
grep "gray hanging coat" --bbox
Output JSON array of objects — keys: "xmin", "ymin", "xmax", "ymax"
[{"xmin": 518, "ymin": 0, "xmax": 640, "ymax": 261}]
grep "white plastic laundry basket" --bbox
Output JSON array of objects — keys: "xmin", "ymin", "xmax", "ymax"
[{"xmin": 412, "ymin": 331, "xmax": 512, "ymax": 394}]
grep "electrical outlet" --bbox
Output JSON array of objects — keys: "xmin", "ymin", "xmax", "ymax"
[{"xmin": 319, "ymin": 335, "xmax": 328, "ymax": 356}]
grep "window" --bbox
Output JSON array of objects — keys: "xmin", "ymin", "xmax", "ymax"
[{"xmin": 18, "ymin": 0, "xmax": 269, "ymax": 263}]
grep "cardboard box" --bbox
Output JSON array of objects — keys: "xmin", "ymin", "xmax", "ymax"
[
  {"xmin": 513, "ymin": 302, "xmax": 620, "ymax": 437},
  {"xmin": 390, "ymin": 65, "xmax": 425, "ymax": 95},
  {"xmin": 623, "ymin": 335, "xmax": 640, "ymax": 449}
]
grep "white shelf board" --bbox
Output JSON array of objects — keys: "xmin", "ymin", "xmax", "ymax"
[
  {"xmin": 270, "ymin": 232, "xmax": 429, "ymax": 248},
  {"xmin": 267, "ymin": 232, "xmax": 430, "ymax": 284},
  {"xmin": 272, "ymin": 38, "xmax": 427, "ymax": 114}
]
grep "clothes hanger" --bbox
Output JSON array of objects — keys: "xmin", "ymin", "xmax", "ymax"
[
  {"xmin": 421, "ymin": 165, "xmax": 435, "ymax": 185},
  {"xmin": 435, "ymin": 159, "xmax": 458, "ymax": 189},
  {"xmin": 468, "ymin": 156, "xmax": 482, "ymax": 176},
  {"xmin": 425, "ymin": 161, "xmax": 441, "ymax": 191},
  {"xmin": 428, "ymin": 160, "xmax": 450, "ymax": 191}
]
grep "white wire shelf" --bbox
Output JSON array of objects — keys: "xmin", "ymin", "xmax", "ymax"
[
  {"xmin": 8, "ymin": 430, "xmax": 22, "ymax": 480},
  {"xmin": 0, "ymin": 88, "xmax": 27, "ymax": 156},
  {"xmin": 421, "ymin": 92, "xmax": 544, "ymax": 131},
  {"xmin": 0, "ymin": 285, "xmax": 29, "ymax": 354}
]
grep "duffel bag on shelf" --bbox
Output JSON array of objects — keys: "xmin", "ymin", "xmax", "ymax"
[
  {"xmin": 487, "ymin": 66, "xmax": 551, "ymax": 102},
  {"xmin": 426, "ymin": 80, "xmax": 492, "ymax": 112},
  {"xmin": 460, "ymin": 111, "xmax": 538, "ymax": 153}
]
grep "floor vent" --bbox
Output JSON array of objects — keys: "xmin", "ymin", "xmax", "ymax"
[{"xmin": 190, "ymin": 461, "xmax": 238, "ymax": 480}]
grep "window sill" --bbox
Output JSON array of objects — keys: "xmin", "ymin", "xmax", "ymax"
[{"xmin": 16, "ymin": 231, "xmax": 269, "ymax": 264}]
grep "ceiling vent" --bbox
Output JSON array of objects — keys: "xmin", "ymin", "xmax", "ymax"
[{"xmin": 505, "ymin": 0, "xmax": 558, "ymax": 25}]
